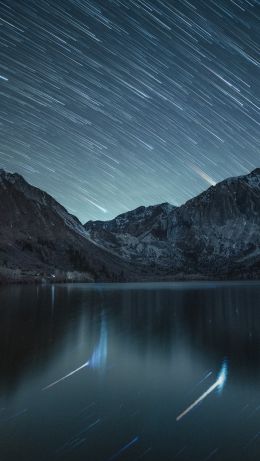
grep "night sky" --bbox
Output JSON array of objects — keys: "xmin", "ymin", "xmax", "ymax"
[{"xmin": 0, "ymin": 0, "xmax": 259, "ymax": 222}]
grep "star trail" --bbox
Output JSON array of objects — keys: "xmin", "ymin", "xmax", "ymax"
[{"xmin": 0, "ymin": 0, "xmax": 259, "ymax": 222}]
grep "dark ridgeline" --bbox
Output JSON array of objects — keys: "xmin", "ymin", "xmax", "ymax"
[
  {"xmin": 0, "ymin": 168, "xmax": 260, "ymax": 282},
  {"xmin": 0, "ymin": 169, "xmax": 131, "ymax": 283}
]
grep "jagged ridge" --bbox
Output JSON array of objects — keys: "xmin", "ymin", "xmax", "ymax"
[{"xmin": 85, "ymin": 169, "xmax": 260, "ymax": 278}]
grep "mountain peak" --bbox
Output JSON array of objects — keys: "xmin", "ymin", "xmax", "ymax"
[
  {"xmin": 243, "ymin": 168, "xmax": 260, "ymax": 189},
  {"xmin": 0, "ymin": 169, "xmax": 25, "ymax": 185},
  {"xmin": 249, "ymin": 168, "xmax": 260, "ymax": 176}
]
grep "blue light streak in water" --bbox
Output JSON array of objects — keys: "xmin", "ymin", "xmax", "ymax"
[
  {"xmin": 89, "ymin": 314, "xmax": 107, "ymax": 369},
  {"xmin": 176, "ymin": 360, "xmax": 228, "ymax": 421},
  {"xmin": 216, "ymin": 359, "xmax": 228, "ymax": 393},
  {"xmin": 107, "ymin": 436, "xmax": 139, "ymax": 461},
  {"xmin": 42, "ymin": 314, "xmax": 107, "ymax": 391}
]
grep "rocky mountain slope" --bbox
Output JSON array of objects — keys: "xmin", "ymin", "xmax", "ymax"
[
  {"xmin": 85, "ymin": 169, "xmax": 260, "ymax": 279},
  {"xmin": 0, "ymin": 169, "xmax": 130, "ymax": 283},
  {"xmin": 85, "ymin": 202, "xmax": 176, "ymax": 264}
]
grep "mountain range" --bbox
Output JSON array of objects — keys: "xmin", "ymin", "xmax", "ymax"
[{"xmin": 1, "ymin": 167, "xmax": 260, "ymax": 283}]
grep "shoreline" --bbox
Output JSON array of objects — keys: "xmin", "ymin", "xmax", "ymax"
[{"xmin": 1, "ymin": 268, "xmax": 260, "ymax": 286}]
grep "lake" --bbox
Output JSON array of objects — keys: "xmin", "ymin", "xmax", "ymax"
[{"xmin": 0, "ymin": 282, "xmax": 259, "ymax": 461}]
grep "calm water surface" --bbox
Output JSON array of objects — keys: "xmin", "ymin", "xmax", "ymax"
[{"xmin": 0, "ymin": 282, "xmax": 259, "ymax": 461}]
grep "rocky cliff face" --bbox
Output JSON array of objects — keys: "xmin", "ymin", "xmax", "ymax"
[
  {"xmin": 85, "ymin": 169, "xmax": 260, "ymax": 278},
  {"xmin": 85, "ymin": 202, "xmax": 176, "ymax": 265},
  {"xmin": 0, "ymin": 169, "xmax": 129, "ymax": 282},
  {"xmin": 167, "ymin": 168, "xmax": 260, "ymax": 276}
]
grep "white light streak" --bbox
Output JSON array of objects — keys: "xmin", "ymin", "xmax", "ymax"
[
  {"xmin": 42, "ymin": 361, "xmax": 90, "ymax": 391},
  {"xmin": 42, "ymin": 316, "xmax": 107, "ymax": 390},
  {"xmin": 191, "ymin": 164, "xmax": 217, "ymax": 186},
  {"xmin": 176, "ymin": 361, "xmax": 228, "ymax": 421}
]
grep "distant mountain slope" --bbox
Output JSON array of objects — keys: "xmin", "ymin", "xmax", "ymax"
[
  {"xmin": 0, "ymin": 169, "xmax": 129, "ymax": 283},
  {"xmin": 85, "ymin": 169, "xmax": 260, "ymax": 279},
  {"xmin": 85, "ymin": 202, "xmax": 176, "ymax": 264}
]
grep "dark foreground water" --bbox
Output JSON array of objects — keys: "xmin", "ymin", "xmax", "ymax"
[{"xmin": 0, "ymin": 282, "xmax": 259, "ymax": 461}]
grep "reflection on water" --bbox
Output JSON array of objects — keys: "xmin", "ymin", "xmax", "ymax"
[
  {"xmin": 89, "ymin": 313, "xmax": 108, "ymax": 370},
  {"xmin": 176, "ymin": 359, "xmax": 228, "ymax": 421},
  {"xmin": 0, "ymin": 282, "xmax": 259, "ymax": 461},
  {"xmin": 42, "ymin": 313, "xmax": 107, "ymax": 391}
]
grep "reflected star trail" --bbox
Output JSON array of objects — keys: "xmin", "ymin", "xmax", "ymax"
[
  {"xmin": 176, "ymin": 361, "xmax": 228, "ymax": 421},
  {"xmin": 0, "ymin": 0, "xmax": 259, "ymax": 222},
  {"xmin": 42, "ymin": 360, "xmax": 90, "ymax": 391},
  {"xmin": 42, "ymin": 314, "xmax": 107, "ymax": 391}
]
